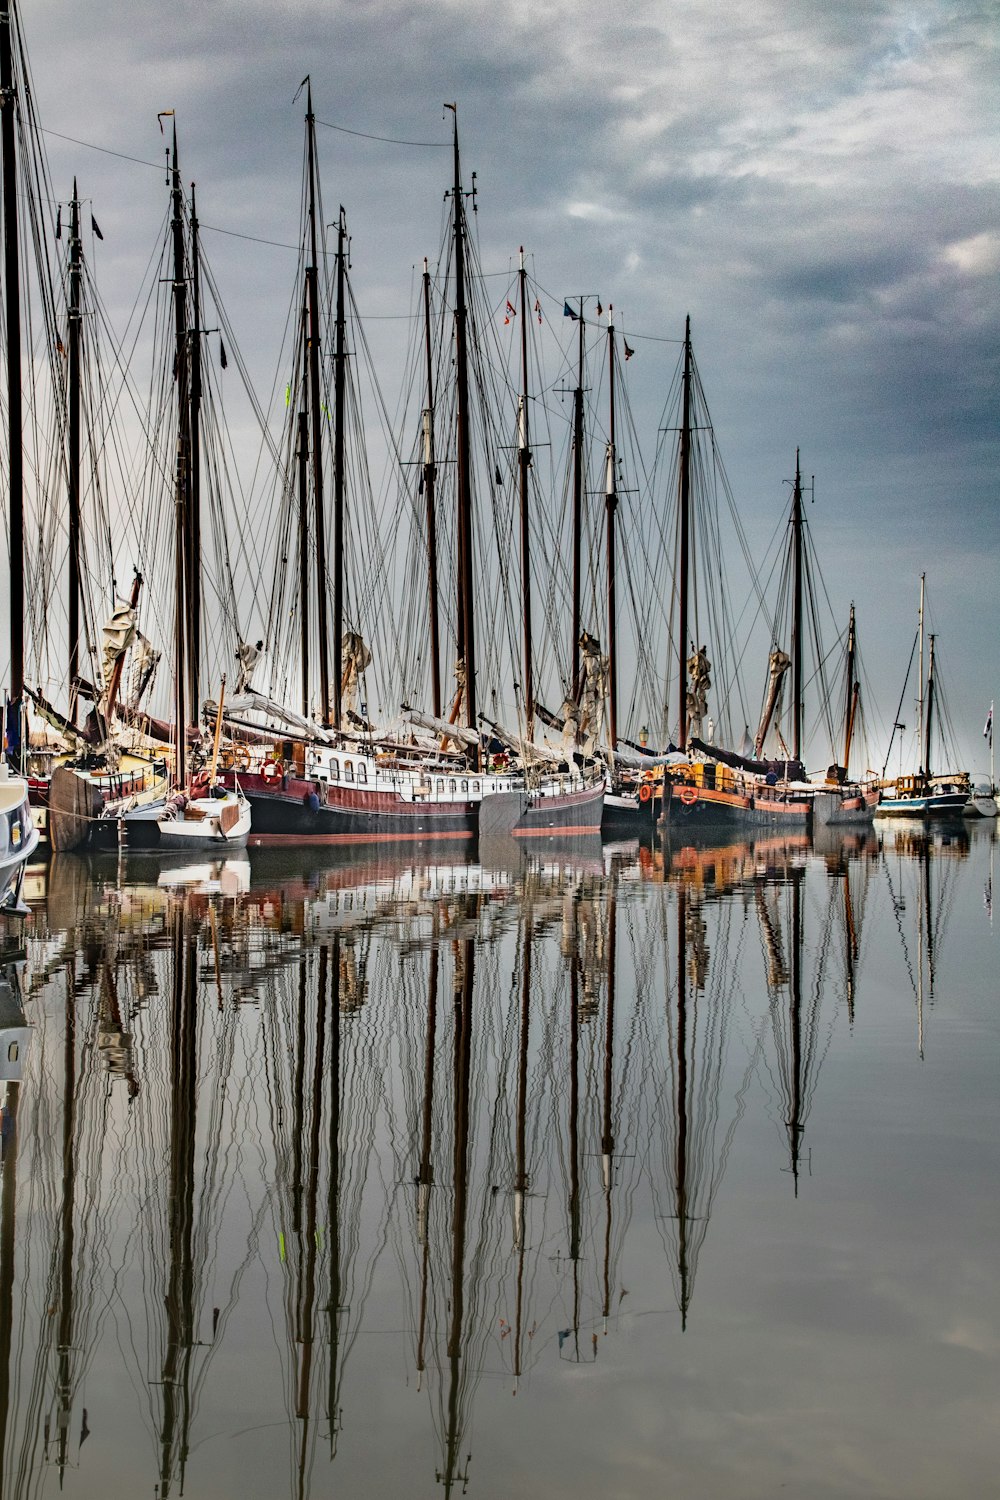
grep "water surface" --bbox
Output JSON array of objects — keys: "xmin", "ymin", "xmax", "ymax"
[{"xmin": 1, "ymin": 821, "xmax": 996, "ymax": 1498}]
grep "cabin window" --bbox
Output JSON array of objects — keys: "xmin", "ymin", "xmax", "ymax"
[
  {"xmin": 460, "ymin": 779, "xmax": 468, "ymax": 793},
  {"xmin": 344, "ymin": 761, "xmax": 354, "ymax": 782},
  {"xmin": 472, "ymin": 780, "xmax": 480, "ymax": 794},
  {"xmin": 329, "ymin": 760, "xmax": 340, "ymax": 781},
  {"xmin": 436, "ymin": 780, "xmax": 444, "ymax": 793},
  {"xmin": 7, "ymin": 1043, "xmax": 17, "ymax": 1063},
  {"xmin": 449, "ymin": 779, "xmax": 457, "ymax": 795},
  {"xmin": 357, "ymin": 763, "xmax": 367, "ymax": 784}
]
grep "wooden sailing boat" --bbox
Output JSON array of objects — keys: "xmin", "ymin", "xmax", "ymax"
[
  {"xmin": 148, "ymin": 128, "xmax": 248, "ymax": 852},
  {"xmin": 226, "ymin": 104, "xmax": 602, "ymax": 843}
]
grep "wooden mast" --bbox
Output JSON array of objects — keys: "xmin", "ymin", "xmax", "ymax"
[
  {"xmin": 572, "ymin": 301, "xmax": 585, "ymax": 699},
  {"xmin": 297, "ymin": 406, "xmax": 310, "ymax": 717},
  {"xmin": 305, "ymin": 83, "xmax": 331, "ymax": 729},
  {"xmin": 421, "ymin": 258, "xmax": 442, "ymax": 718},
  {"xmin": 917, "ymin": 572, "xmax": 925, "ymax": 777},
  {"xmin": 448, "ymin": 106, "xmax": 477, "ymax": 756},
  {"xmin": 842, "ymin": 603, "xmax": 860, "ymax": 772},
  {"xmin": 67, "ymin": 183, "xmax": 82, "ymax": 725},
  {"xmin": 187, "ymin": 180, "xmax": 203, "ymax": 713},
  {"xmin": 604, "ymin": 312, "xmax": 618, "ymax": 761},
  {"xmin": 516, "ymin": 247, "xmax": 534, "ymax": 743},
  {"xmin": 169, "ymin": 123, "xmax": 190, "ymax": 788},
  {"xmin": 791, "ymin": 449, "xmax": 804, "ymax": 763},
  {"xmin": 1, "ymin": 0, "xmax": 24, "ymax": 717},
  {"xmin": 332, "ymin": 206, "xmax": 346, "ymax": 733},
  {"xmin": 676, "ymin": 317, "xmax": 692, "ymax": 751},
  {"xmin": 924, "ymin": 633, "xmax": 936, "ymax": 782}
]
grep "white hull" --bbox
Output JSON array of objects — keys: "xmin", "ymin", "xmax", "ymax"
[
  {"xmin": 155, "ymin": 791, "xmax": 251, "ymax": 851},
  {"xmin": 0, "ymin": 766, "xmax": 40, "ymax": 915}
]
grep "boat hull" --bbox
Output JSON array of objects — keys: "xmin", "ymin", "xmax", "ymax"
[
  {"xmin": 230, "ymin": 771, "xmax": 476, "ymax": 846},
  {"xmin": 875, "ymin": 792, "xmax": 968, "ymax": 819},
  {"xmin": 0, "ymin": 770, "xmax": 41, "ymax": 915}
]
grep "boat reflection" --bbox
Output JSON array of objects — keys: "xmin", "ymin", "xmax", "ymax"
[{"xmin": 0, "ymin": 820, "xmax": 965, "ymax": 1496}]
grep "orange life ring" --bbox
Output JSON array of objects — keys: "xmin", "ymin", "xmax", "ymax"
[
  {"xmin": 638, "ymin": 783, "xmax": 653, "ymax": 803},
  {"xmin": 261, "ymin": 758, "xmax": 284, "ymax": 787},
  {"xmin": 679, "ymin": 785, "xmax": 698, "ymax": 805}
]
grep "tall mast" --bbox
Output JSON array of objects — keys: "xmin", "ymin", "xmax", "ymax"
[
  {"xmin": 917, "ymin": 572, "xmax": 925, "ymax": 777},
  {"xmin": 676, "ymin": 317, "xmax": 692, "ymax": 751},
  {"xmin": 67, "ymin": 183, "xmax": 82, "ymax": 724},
  {"xmin": 1, "ymin": 0, "xmax": 24, "ymax": 710},
  {"xmin": 604, "ymin": 313, "xmax": 618, "ymax": 759},
  {"xmin": 449, "ymin": 107, "xmax": 477, "ymax": 750},
  {"xmin": 332, "ymin": 206, "xmax": 346, "ymax": 733},
  {"xmin": 924, "ymin": 633, "xmax": 935, "ymax": 782},
  {"xmin": 187, "ymin": 181, "xmax": 203, "ymax": 711},
  {"xmin": 421, "ymin": 258, "xmax": 442, "ymax": 718},
  {"xmin": 791, "ymin": 449, "xmax": 803, "ymax": 762},
  {"xmin": 517, "ymin": 247, "xmax": 534, "ymax": 742},
  {"xmin": 297, "ymin": 407, "xmax": 309, "ymax": 716},
  {"xmin": 169, "ymin": 124, "xmax": 190, "ymax": 787},
  {"xmin": 305, "ymin": 83, "xmax": 331, "ymax": 728},
  {"xmin": 842, "ymin": 603, "xmax": 859, "ymax": 771},
  {"xmin": 571, "ymin": 301, "xmax": 585, "ymax": 697}
]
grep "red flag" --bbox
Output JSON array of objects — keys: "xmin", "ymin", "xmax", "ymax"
[
  {"xmin": 534, "ymin": 298, "xmax": 542, "ymax": 324},
  {"xmin": 624, "ymin": 340, "xmax": 635, "ymax": 361},
  {"xmin": 596, "ymin": 300, "xmax": 603, "ymax": 317},
  {"xmin": 504, "ymin": 298, "xmax": 516, "ymax": 325}
]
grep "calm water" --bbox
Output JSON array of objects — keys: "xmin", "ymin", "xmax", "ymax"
[{"xmin": 1, "ymin": 821, "xmax": 997, "ymax": 1500}]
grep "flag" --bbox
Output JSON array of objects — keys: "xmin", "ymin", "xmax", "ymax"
[
  {"xmin": 219, "ymin": 339, "xmax": 228, "ymax": 370},
  {"xmin": 596, "ymin": 300, "xmax": 603, "ymax": 317},
  {"xmin": 534, "ymin": 297, "xmax": 542, "ymax": 324},
  {"xmin": 563, "ymin": 301, "xmax": 578, "ymax": 320},
  {"xmin": 985, "ymin": 706, "xmax": 993, "ymax": 746},
  {"xmin": 503, "ymin": 298, "xmax": 516, "ymax": 325},
  {"xmin": 91, "ymin": 215, "xmax": 103, "ymax": 241},
  {"xmin": 624, "ymin": 339, "xmax": 635, "ymax": 360},
  {"xmin": 56, "ymin": 205, "xmax": 61, "ymax": 240}
]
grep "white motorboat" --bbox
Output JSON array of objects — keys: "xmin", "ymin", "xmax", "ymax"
[{"xmin": 0, "ymin": 763, "xmax": 40, "ymax": 916}]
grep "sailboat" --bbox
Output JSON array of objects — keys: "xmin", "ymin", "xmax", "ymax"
[
  {"xmin": 963, "ymin": 701, "xmax": 997, "ymax": 818},
  {"xmin": 145, "ymin": 128, "xmax": 249, "ymax": 852},
  {"xmin": 222, "ymin": 102, "xmax": 602, "ymax": 843},
  {"xmin": 877, "ymin": 576, "xmax": 970, "ymax": 818},
  {"xmin": 691, "ymin": 453, "xmax": 879, "ymax": 827}
]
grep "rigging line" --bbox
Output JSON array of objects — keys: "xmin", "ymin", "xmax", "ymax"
[
  {"xmin": 313, "ymin": 118, "xmax": 448, "ymax": 148},
  {"xmin": 40, "ymin": 127, "xmax": 164, "ymax": 171}
]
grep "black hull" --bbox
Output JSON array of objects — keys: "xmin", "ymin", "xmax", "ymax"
[
  {"xmin": 601, "ymin": 789, "xmax": 660, "ymax": 835},
  {"xmin": 227, "ymin": 773, "xmax": 475, "ymax": 846}
]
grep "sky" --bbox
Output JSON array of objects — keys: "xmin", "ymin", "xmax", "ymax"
[{"xmin": 16, "ymin": 0, "xmax": 1000, "ymax": 775}]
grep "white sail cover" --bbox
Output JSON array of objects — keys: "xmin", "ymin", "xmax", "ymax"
[
  {"xmin": 400, "ymin": 706, "xmax": 479, "ymax": 749},
  {"xmin": 99, "ymin": 599, "xmax": 137, "ymax": 698},
  {"xmin": 686, "ymin": 646, "xmax": 711, "ymax": 741},
  {"xmin": 612, "ymin": 746, "xmax": 689, "ymax": 771},
  {"xmin": 220, "ymin": 689, "xmax": 338, "ymax": 744},
  {"xmin": 126, "ymin": 633, "xmax": 161, "ymax": 710},
  {"xmin": 341, "ymin": 632, "xmax": 372, "ymax": 719},
  {"xmin": 578, "ymin": 632, "xmax": 609, "ymax": 739}
]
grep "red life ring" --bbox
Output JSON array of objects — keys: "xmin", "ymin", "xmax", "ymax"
[
  {"xmin": 638, "ymin": 783, "xmax": 653, "ymax": 803},
  {"xmin": 261, "ymin": 758, "xmax": 284, "ymax": 787},
  {"xmin": 679, "ymin": 785, "xmax": 698, "ymax": 805}
]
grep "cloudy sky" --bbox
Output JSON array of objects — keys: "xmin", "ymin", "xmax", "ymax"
[{"xmin": 23, "ymin": 0, "xmax": 1000, "ymax": 773}]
